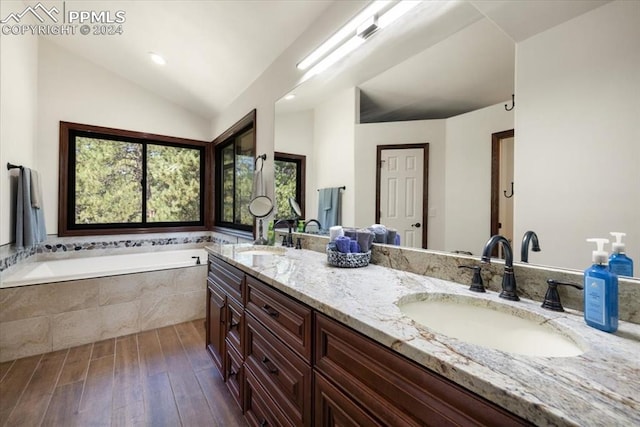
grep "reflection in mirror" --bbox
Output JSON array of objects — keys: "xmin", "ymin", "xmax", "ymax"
[
  {"xmin": 274, "ymin": 1, "xmax": 639, "ymax": 276},
  {"xmin": 289, "ymin": 197, "xmax": 302, "ymax": 218}
]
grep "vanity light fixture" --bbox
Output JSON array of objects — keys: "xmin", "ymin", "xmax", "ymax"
[
  {"xmin": 149, "ymin": 52, "xmax": 166, "ymax": 66},
  {"xmin": 298, "ymin": 1, "xmax": 420, "ymax": 81},
  {"xmin": 284, "ymin": 94, "xmax": 296, "ymax": 101}
]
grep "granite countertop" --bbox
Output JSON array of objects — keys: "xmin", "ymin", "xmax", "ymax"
[{"xmin": 205, "ymin": 244, "xmax": 640, "ymax": 426}]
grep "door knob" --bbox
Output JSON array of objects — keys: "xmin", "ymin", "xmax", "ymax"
[{"xmin": 411, "ymin": 223, "xmax": 421, "ymax": 228}]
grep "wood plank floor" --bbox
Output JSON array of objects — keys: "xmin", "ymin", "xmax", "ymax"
[{"xmin": 0, "ymin": 320, "xmax": 247, "ymax": 427}]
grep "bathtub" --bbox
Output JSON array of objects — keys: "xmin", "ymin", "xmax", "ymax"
[{"xmin": 1, "ymin": 248, "xmax": 208, "ymax": 288}]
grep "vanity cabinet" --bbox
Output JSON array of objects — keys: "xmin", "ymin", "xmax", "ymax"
[
  {"xmin": 206, "ymin": 253, "xmax": 531, "ymax": 426},
  {"xmin": 245, "ymin": 276, "xmax": 313, "ymax": 426},
  {"xmin": 205, "ymin": 254, "xmax": 246, "ymax": 408},
  {"xmin": 314, "ymin": 313, "xmax": 532, "ymax": 426}
]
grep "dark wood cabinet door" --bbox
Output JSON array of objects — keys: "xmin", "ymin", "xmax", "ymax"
[
  {"xmin": 206, "ymin": 279, "xmax": 226, "ymax": 374},
  {"xmin": 314, "ymin": 371, "xmax": 383, "ymax": 427}
]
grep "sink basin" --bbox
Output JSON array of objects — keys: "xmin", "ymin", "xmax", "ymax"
[
  {"xmin": 399, "ymin": 294, "xmax": 584, "ymax": 357},
  {"xmin": 236, "ymin": 246, "xmax": 286, "ymax": 256}
]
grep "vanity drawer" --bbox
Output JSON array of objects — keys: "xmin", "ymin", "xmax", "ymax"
[
  {"xmin": 314, "ymin": 313, "xmax": 531, "ymax": 427},
  {"xmin": 208, "ymin": 255, "xmax": 244, "ymax": 303},
  {"xmin": 245, "ymin": 313, "xmax": 311, "ymax": 426},
  {"xmin": 224, "ymin": 340, "xmax": 243, "ymax": 411},
  {"xmin": 244, "ymin": 365, "xmax": 294, "ymax": 427},
  {"xmin": 246, "ymin": 276, "xmax": 312, "ymax": 361}
]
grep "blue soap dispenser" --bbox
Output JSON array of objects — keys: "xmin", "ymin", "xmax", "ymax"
[
  {"xmin": 609, "ymin": 232, "xmax": 634, "ymax": 277},
  {"xmin": 584, "ymin": 238, "xmax": 618, "ymax": 333}
]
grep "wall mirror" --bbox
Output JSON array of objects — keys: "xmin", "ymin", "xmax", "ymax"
[{"xmin": 273, "ymin": 0, "xmax": 639, "ymax": 277}]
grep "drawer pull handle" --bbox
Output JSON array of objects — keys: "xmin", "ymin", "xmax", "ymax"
[
  {"xmin": 229, "ymin": 369, "xmax": 237, "ymax": 378},
  {"xmin": 260, "ymin": 420, "xmax": 268, "ymax": 427},
  {"xmin": 261, "ymin": 304, "xmax": 279, "ymax": 318},
  {"xmin": 261, "ymin": 356, "xmax": 279, "ymax": 374},
  {"xmin": 229, "ymin": 320, "xmax": 240, "ymax": 329}
]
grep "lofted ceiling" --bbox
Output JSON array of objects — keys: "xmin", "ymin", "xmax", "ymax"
[
  {"xmin": 37, "ymin": 0, "xmax": 609, "ymax": 122},
  {"xmin": 42, "ymin": 0, "xmax": 335, "ymax": 119}
]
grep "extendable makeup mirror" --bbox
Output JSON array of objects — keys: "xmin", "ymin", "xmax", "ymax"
[{"xmin": 249, "ymin": 195, "xmax": 274, "ymax": 245}]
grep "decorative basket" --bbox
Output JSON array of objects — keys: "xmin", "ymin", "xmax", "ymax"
[{"xmin": 326, "ymin": 248, "xmax": 371, "ymax": 268}]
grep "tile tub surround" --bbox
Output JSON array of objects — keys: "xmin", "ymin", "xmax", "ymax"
[
  {"xmin": 206, "ymin": 243, "xmax": 640, "ymax": 426},
  {"xmin": 282, "ymin": 231, "xmax": 640, "ymax": 324},
  {"xmin": 0, "ymin": 264, "xmax": 206, "ymax": 362}
]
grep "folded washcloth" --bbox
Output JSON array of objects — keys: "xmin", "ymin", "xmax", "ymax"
[
  {"xmin": 329, "ymin": 226, "xmax": 344, "ymax": 242},
  {"xmin": 356, "ymin": 229, "xmax": 374, "ymax": 252},
  {"xmin": 327, "ymin": 242, "xmax": 337, "ymax": 252},
  {"xmin": 335, "ymin": 236, "xmax": 351, "ymax": 253},
  {"xmin": 349, "ymin": 240, "xmax": 360, "ymax": 253},
  {"xmin": 369, "ymin": 225, "xmax": 387, "ymax": 243},
  {"xmin": 394, "ymin": 234, "xmax": 401, "ymax": 246},
  {"xmin": 386, "ymin": 228, "xmax": 397, "ymax": 245},
  {"xmin": 343, "ymin": 227, "xmax": 357, "ymax": 240}
]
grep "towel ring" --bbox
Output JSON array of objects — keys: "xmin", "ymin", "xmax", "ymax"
[{"xmin": 254, "ymin": 154, "xmax": 266, "ymax": 171}]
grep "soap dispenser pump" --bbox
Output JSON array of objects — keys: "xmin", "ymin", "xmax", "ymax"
[
  {"xmin": 609, "ymin": 232, "xmax": 634, "ymax": 277},
  {"xmin": 584, "ymin": 238, "xmax": 618, "ymax": 333}
]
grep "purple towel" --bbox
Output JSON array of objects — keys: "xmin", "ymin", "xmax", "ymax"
[
  {"xmin": 356, "ymin": 229, "xmax": 374, "ymax": 252},
  {"xmin": 349, "ymin": 240, "xmax": 360, "ymax": 253},
  {"xmin": 335, "ymin": 236, "xmax": 351, "ymax": 253}
]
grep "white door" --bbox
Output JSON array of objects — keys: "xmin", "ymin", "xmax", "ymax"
[{"xmin": 380, "ymin": 148, "xmax": 424, "ymax": 248}]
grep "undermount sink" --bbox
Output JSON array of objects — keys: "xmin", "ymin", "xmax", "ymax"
[
  {"xmin": 399, "ymin": 294, "xmax": 584, "ymax": 357},
  {"xmin": 236, "ymin": 246, "xmax": 286, "ymax": 256}
]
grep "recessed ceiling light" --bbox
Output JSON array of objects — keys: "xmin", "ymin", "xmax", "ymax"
[
  {"xmin": 284, "ymin": 94, "xmax": 296, "ymax": 101},
  {"xmin": 149, "ymin": 52, "xmax": 166, "ymax": 66}
]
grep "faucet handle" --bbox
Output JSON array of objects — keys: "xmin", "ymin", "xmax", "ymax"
[
  {"xmin": 458, "ymin": 265, "xmax": 485, "ymax": 293},
  {"xmin": 542, "ymin": 279, "xmax": 583, "ymax": 312}
]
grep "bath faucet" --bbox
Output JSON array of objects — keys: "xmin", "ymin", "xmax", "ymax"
[
  {"xmin": 521, "ymin": 230, "xmax": 541, "ymax": 263},
  {"xmin": 481, "ymin": 235, "xmax": 519, "ymax": 301},
  {"xmin": 274, "ymin": 219, "xmax": 294, "ymax": 247},
  {"xmin": 191, "ymin": 256, "xmax": 201, "ymax": 265},
  {"xmin": 303, "ymin": 219, "xmax": 322, "ymax": 233}
]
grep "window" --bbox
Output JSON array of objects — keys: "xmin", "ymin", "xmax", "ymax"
[
  {"xmin": 274, "ymin": 152, "xmax": 306, "ymax": 220},
  {"xmin": 213, "ymin": 110, "xmax": 256, "ymax": 233},
  {"xmin": 59, "ymin": 122, "xmax": 208, "ymax": 236}
]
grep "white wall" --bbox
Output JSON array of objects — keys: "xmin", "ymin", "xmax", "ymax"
[
  {"xmin": 0, "ymin": 0, "xmax": 39, "ymax": 245},
  {"xmin": 313, "ymin": 88, "xmax": 357, "ymax": 226},
  {"xmin": 445, "ymin": 102, "xmax": 514, "ymax": 255},
  {"xmin": 354, "ymin": 119, "xmax": 446, "ymax": 248},
  {"xmin": 515, "ymin": 0, "xmax": 640, "ymax": 270},
  {"xmin": 36, "ymin": 40, "xmax": 211, "ymax": 236},
  {"xmin": 273, "ymin": 109, "xmax": 315, "ymax": 218}
]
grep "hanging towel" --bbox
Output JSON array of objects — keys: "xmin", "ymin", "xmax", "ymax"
[
  {"xmin": 251, "ymin": 167, "xmax": 264, "ymax": 200},
  {"xmin": 15, "ymin": 167, "xmax": 47, "ymax": 247},
  {"xmin": 317, "ymin": 187, "xmax": 341, "ymax": 229},
  {"xmin": 30, "ymin": 169, "xmax": 43, "ymax": 209}
]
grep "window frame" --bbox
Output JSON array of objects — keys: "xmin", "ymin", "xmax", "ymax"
[
  {"xmin": 211, "ymin": 110, "xmax": 256, "ymax": 238},
  {"xmin": 274, "ymin": 152, "xmax": 306, "ymax": 220},
  {"xmin": 58, "ymin": 121, "xmax": 210, "ymax": 237}
]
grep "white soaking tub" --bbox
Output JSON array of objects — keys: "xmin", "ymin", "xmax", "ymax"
[{"xmin": 1, "ymin": 248, "xmax": 207, "ymax": 288}]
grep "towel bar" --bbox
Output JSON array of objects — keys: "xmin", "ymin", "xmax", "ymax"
[{"xmin": 7, "ymin": 162, "xmax": 23, "ymax": 170}]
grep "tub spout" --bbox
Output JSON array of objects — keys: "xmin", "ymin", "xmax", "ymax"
[{"xmin": 192, "ymin": 256, "xmax": 201, "ymax": 265}]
